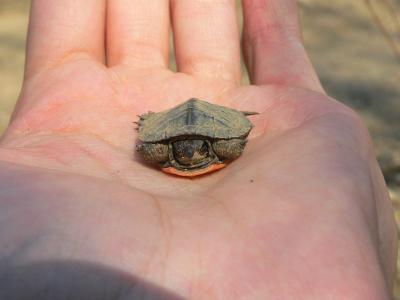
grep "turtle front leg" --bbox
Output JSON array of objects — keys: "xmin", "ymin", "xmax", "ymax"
[
  {"xmin": 212, "ymin": 139, "xmax": 247, "ymax": 161},
  {"xmin": 136, "ymin": 143, "xmax": 169, "ymax": 165}
]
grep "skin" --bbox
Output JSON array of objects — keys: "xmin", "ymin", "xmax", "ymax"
[{"xmin": 0, "ymin": 0, "xmax": 397, "ymax": 299}]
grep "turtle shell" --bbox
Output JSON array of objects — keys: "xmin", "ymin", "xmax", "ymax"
[{"xmin": 138, "ymin": 98, "xmax": 254, "ymax": 142}]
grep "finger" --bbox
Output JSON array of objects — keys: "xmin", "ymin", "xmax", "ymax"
[
  {"xmin": 25, "ymin": 0, "xmax": 106, "ymax": 77},
  {"xmin": 171, "ymin": 0, "xmax": 241, "ymax": 83},
  {"xmin": 106, "ymin": 0, "xmax": 170, "ymax": 68},
  {"xmin": 242, "ymin": 0, "xmax": 324, "ymax": 92}
]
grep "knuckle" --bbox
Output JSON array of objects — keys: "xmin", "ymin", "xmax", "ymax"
[{"xmin": 180, "ymin": 56, "xmax": 239, "ymax": 83}]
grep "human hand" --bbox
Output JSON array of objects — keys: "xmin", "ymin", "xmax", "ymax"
[{"xmin": 0, "ymin": 0, "xmax": 396, "ymax": 299}]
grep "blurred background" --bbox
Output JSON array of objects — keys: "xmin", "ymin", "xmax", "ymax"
[{"xmin": 0, "ymin": 0, "xmax": 399, "ymax": 297}]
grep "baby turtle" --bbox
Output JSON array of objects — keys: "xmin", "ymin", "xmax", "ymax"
[{"xmin": 136, "ymin": 98, "xmax": 257, "ymax": 177}]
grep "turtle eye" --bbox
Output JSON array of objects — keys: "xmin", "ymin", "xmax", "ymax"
[{"xmin": 199, "ymin": 142, "xmax": 208, "ymax": 155}]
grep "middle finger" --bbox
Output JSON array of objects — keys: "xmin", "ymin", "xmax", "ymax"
[{"xmin": 107, "ymin": 0, "xmax": 170, "ymax": 69}]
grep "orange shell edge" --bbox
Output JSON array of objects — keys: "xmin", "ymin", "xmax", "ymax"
[{"xmin": 162, "ymin": 163, "xmax": 226, "ymax": 177}]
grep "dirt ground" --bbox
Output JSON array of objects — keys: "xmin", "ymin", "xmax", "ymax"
[{"xmin": 0, "ymin": 0, "xmax": 400, "ymax": 297}]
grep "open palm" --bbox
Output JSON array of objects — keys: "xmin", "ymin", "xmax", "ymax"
[{"xmin": 0, "ymin": 0, "xmax": 396, "ymax": 299}]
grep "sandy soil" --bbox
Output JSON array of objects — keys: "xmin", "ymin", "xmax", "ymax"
[{"xmin": 0, "ymin": 0, "xmax": 399, "ymax": 297}]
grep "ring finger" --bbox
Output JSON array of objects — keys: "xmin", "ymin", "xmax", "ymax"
[{"xmin": 171, "ymin": 0, "xmax": 242, "ymax": 84}]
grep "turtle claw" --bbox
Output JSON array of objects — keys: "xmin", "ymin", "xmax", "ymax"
[
  {"xmin": 241, "ymin": 111, "xmax": 259, "ymax": 116},
  {"xmin": 138, "ymin": 111, "xmax": 154, "ymax": 120}
]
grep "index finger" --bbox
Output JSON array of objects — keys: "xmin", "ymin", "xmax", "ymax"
[{"xmin": 25, "ymin": 0, "xmax": 106, "ymax": 78}]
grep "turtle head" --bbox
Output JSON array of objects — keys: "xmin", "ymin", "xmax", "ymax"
[{"xmin": 172, "ymin": 139, "xmax": 210, "ymax": 166}]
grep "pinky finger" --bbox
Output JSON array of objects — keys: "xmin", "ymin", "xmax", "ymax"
[{"xmin": 242, "ymin": 0, "xmax": 324, "ymax": 92}]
